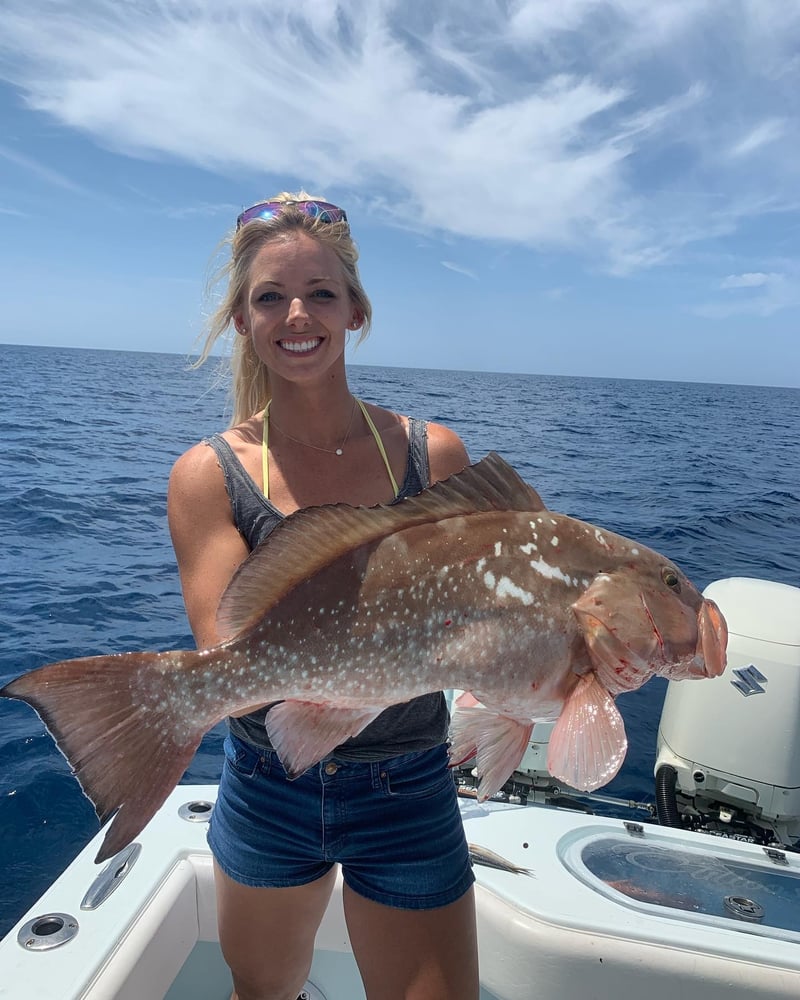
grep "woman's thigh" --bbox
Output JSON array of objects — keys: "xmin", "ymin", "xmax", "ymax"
[
  {"xmin": 214, "ymin": 861, "xmax": 337, "ymax": 1000},
  {"xmin": 344, "ymin": 883, "xmax": 479, "ymax": 1000}
]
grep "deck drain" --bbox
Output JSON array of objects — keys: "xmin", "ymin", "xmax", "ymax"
[{"xmin": 723, "ymin": 895, "xmax": 765, "ymax": 922}]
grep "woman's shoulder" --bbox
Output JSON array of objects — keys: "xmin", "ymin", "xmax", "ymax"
[
  {"xmin": 425, "ymin": 421, "xmax": 470, "ymax": 483},
  {"xmin": 168, "ymin": 441, "xmax": 227, "ymax": 519}
]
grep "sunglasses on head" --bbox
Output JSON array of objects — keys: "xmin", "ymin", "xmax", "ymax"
[{"xmin": 236, "ymin": 199, "xmax": 348, "ymax": 230}]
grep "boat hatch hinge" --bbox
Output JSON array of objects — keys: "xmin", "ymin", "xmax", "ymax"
[
  {"xmin": 763, "ymin": 847, "xmax": 789, "ymax": 866},
  {"xmin": 623, "ymin": 822, "xmax": 645, "ymax": 837},
  {"xmin": 80, "ymin": 843, "xmax": 142, "ymax": 910}
]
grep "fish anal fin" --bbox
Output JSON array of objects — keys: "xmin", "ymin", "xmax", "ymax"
[
  {"xmin": 547, "ymin": 673, "xmax": 627, "ymax": 792},
  {"xmin": 1, "ymin": 651, "xmax": 210, "ymax": 863},
  {"xmin": 266, "ymin": 701, "xmax": 384, "ymax": 778},
  {"xmin": 217, "ymin": 452, "xmax": 546, "ymax": 641},
  {"xmin": 448, "ymin": 704, "xmax": 532, "ymax": 801}
]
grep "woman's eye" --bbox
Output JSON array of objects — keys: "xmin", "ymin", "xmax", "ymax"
[
  {"xmin": 259, "ymin": 291, "xmax": 281, "ymax": 303},
  {"xmin": 312, "ymin": 289, "xmax": 335, "ymax": 299}
]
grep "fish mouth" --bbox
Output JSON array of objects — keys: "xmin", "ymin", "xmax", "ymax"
[
  {"xmin": 695, "ymin": 598, "xmax": 728, "ymax": 677},
  {"xmin": 659, "ymin": 598, "xmax": 728, "ymax": 680},
  {"xmin": 278, "ymin": 337, "xmax": 322, "ymax": 354}
]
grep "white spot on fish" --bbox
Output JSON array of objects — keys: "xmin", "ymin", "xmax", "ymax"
[
  {"xmin": 494, "ymin": 542, "xmax": 502, "ymax": 557},
  {"xmin": 551, "ymin": 536, "xmax": 559, "ymax": 547},
  {"xmin": 476, "ymin": 558, "xmax": 486, "ymax": 573},
  {"xmin": 528, "ymin": 557, "xmax": 578, "ymax": 586},
  {"xmin": 495, "ymin": 577, "xmax": 535, "ymax": 606},
  {"xmin": 483, "ymin": 571, "xmax": 496, "ymax": 591},
  {"xmin": 631, "ymin": 547, "xmax": 639, "ymax": 556},
  {"xmin": 519, "ymin": 542, "xmax": 537, "ymax": 555}
]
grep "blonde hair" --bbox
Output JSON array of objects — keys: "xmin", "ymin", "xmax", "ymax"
[{"xmin": 195, "ymin": 191, "xmax": 372, "ymax": 427}]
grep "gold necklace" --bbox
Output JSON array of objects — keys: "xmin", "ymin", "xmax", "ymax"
[{"xmin": 266, "ymin": 397, "xmax": 358, "ymax": 456}]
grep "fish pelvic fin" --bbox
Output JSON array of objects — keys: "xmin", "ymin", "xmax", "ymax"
[
  {"xmin": 546, "ymin": 673, "xmax": 627, "ymax": 792},
  {"xmin": 266, "ymin": 701, "xmax": 384, "ymax": 777},
  {"xmin": 448, "ymin": 703, "xmax": 533, "ymax": 801},
  {"xmin": 217, "ymin": 452, "xmax": 546, "ymax": 640},
  {"xmin": 1, "ymin": 649, "xmax": 209, "ymax": 863}
]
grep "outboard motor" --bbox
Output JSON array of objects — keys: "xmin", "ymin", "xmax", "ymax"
[{"xmin": 655, "ymin": 577, "xmax": 800, "ymax": 849}]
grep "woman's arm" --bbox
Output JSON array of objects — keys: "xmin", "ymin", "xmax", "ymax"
[{"xmin": 167, "ymin": 442, "xmax": 250, "ymax": 649}]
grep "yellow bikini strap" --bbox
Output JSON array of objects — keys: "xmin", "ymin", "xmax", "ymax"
[
  {"xmin": 357, "ymin": 398, "xmax": 400, "ymax": 498},
  {"xmin": 261, "ymin": 400, "xmax": 271, "ymax": 500}
]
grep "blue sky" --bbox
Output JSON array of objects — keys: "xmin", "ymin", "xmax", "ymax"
[{"xmin": 1, "ymin": 0, "xmax": 799, "ymax": 387}]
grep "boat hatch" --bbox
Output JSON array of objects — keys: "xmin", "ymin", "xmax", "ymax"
[{"xmin": 567, "ymin": 833, "xmax": 800, "ymax": 940}]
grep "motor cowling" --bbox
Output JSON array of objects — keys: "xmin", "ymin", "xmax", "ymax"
[{"xmin": 655, "ymin": 577, "xmax": 800, "ymax": 848}]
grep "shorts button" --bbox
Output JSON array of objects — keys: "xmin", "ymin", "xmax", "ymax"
[{"xmin": 324, "ymin": 762, "xmax": 339, "ymax": 775}]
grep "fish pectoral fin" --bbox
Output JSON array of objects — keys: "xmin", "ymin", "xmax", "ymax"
[
  {"xmin": 546, "ymin": 673, "xmax": 627, "ymax": 792},
  {"xmin": 448, "ymin": 704, "xmax": 532, "ymax": 802},
  {"xmin": 266, "ymin": 701, "xmax": 384, "ymax": 778}
]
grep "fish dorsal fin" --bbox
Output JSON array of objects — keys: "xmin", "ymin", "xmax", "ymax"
[{"xmin": 216, "ymin": 452, "xmax": 545, "ymax": 642}]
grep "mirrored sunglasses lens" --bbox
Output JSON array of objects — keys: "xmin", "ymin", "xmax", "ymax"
[
  {"xmin": 236, "ymin": 200, "xmax": 347, "ymax": 229},
  {"xmin": 237, "ymin": 202, "xmax": 280, "ymax": 227}
]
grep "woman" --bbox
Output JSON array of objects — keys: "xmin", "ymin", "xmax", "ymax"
[{"xmin": 168, "ymin": 193, "xmax": 479, "ymax": 1000}]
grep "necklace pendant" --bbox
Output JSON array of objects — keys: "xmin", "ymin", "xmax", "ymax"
[{"xmin": 335, "ymin": 447, "xmax": 343, "ymax": 456}]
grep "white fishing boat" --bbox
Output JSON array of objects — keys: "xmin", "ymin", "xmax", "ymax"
[{"xmin": 1, "ymin": 576, "xmax": 799, "ymax": 1000}]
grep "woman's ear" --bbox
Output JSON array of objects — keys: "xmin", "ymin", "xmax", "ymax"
[
  {"xmin": 348, "ymin": 309, "xmax": 364, "ymax": 330},
  {"xmin": 233, "ymin": 313, "xmax": 248, "ymax": 336}
]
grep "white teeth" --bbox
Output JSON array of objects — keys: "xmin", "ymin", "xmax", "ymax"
[{"xmin": 280, "ymin": 338, "xmax": 321, "ymax": 353}]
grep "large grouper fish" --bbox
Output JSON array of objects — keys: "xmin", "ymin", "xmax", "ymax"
[{"xmin": 2, "ymin": 453, "xmax": 727, "ymax": 863}]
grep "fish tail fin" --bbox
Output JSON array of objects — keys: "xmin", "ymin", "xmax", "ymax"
[
  {"xmin": 2, "ymin": 649, "xmax": 207, "ymax": 863},
  {"xmin": 546, "ymin": 673, "xmax": 627, "ymax": 792}
]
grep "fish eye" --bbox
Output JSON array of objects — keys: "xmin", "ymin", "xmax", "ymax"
[{"xmin": 661, "ymin": 567, "xmax": 681, "ymax": 592}]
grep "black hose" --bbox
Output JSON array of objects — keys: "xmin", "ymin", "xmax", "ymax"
[{"xmin": 655, "ymin": 764, "xmax": 683, "ymax": 828}]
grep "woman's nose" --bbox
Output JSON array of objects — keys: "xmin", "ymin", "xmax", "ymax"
[{"xmin": 286, "ymin": 297, "xmax": 311, "ymax": 327}]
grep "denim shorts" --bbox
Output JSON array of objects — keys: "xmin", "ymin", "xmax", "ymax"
[{"xmin": 207, "ymin": 734, "xmax": 474, "ymax": 910}]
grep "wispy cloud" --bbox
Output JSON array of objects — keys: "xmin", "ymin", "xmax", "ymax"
[
  {"xmin": 1, "ymin": 0, "xmax": 799, "ymax": 273},
  {"xmin": 440, "ymin": 260, "xmax": 477, "ymax": 279},
  {"xmin": 694, "ymin": 266, "xmax": 800, "ymax": 317},
  {"xmin": 720, "ymin": 272, "xmax": 774, "ymax": 289},
  {"xmin": 0, "ymin": 144, "xmax": 90, "ymax": 194},
  {"xmin": 729, "ymin": 119, "xmax": 786, "ymax": 158}
]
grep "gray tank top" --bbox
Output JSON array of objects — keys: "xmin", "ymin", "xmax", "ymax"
[{"xmin": 204, "ymin": 417, "xmax": 449, "ymax": 759}]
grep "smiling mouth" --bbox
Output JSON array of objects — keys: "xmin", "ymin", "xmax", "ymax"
[{"xmin": 279, "ymin": 338, "xmax": 322, "ymax": 354}]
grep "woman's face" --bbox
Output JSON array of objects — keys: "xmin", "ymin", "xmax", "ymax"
[{"xmin": 236, "ymin": 231, "xmax": 359, "ymax": 387}]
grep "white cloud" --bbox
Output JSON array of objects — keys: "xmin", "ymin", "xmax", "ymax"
[
  {"xmin": 695, "ymin": 267, "xmax": 799, "ymax": 317},
  {"xmin": 720, "ymin": 272, "xmax": 773, "ymax": 289},
  {"xmin": 0, "ymin": 144, "xmax": 91, "ymax": 194},
  {"xmin": 729, "ymin": 119, "xmax": 786, "ymax": 158},
  {"xmin": 440, "ymin": 260, "xmax": 477, "ymax": 279},
  {"xmin": 0, "ymin": 0, "xmax": 799, "ymax": 272}
]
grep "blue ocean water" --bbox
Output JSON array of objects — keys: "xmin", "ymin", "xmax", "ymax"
[{"xmin": 0, "ymin": 342, "xmax": 798, "ymax": 938}]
